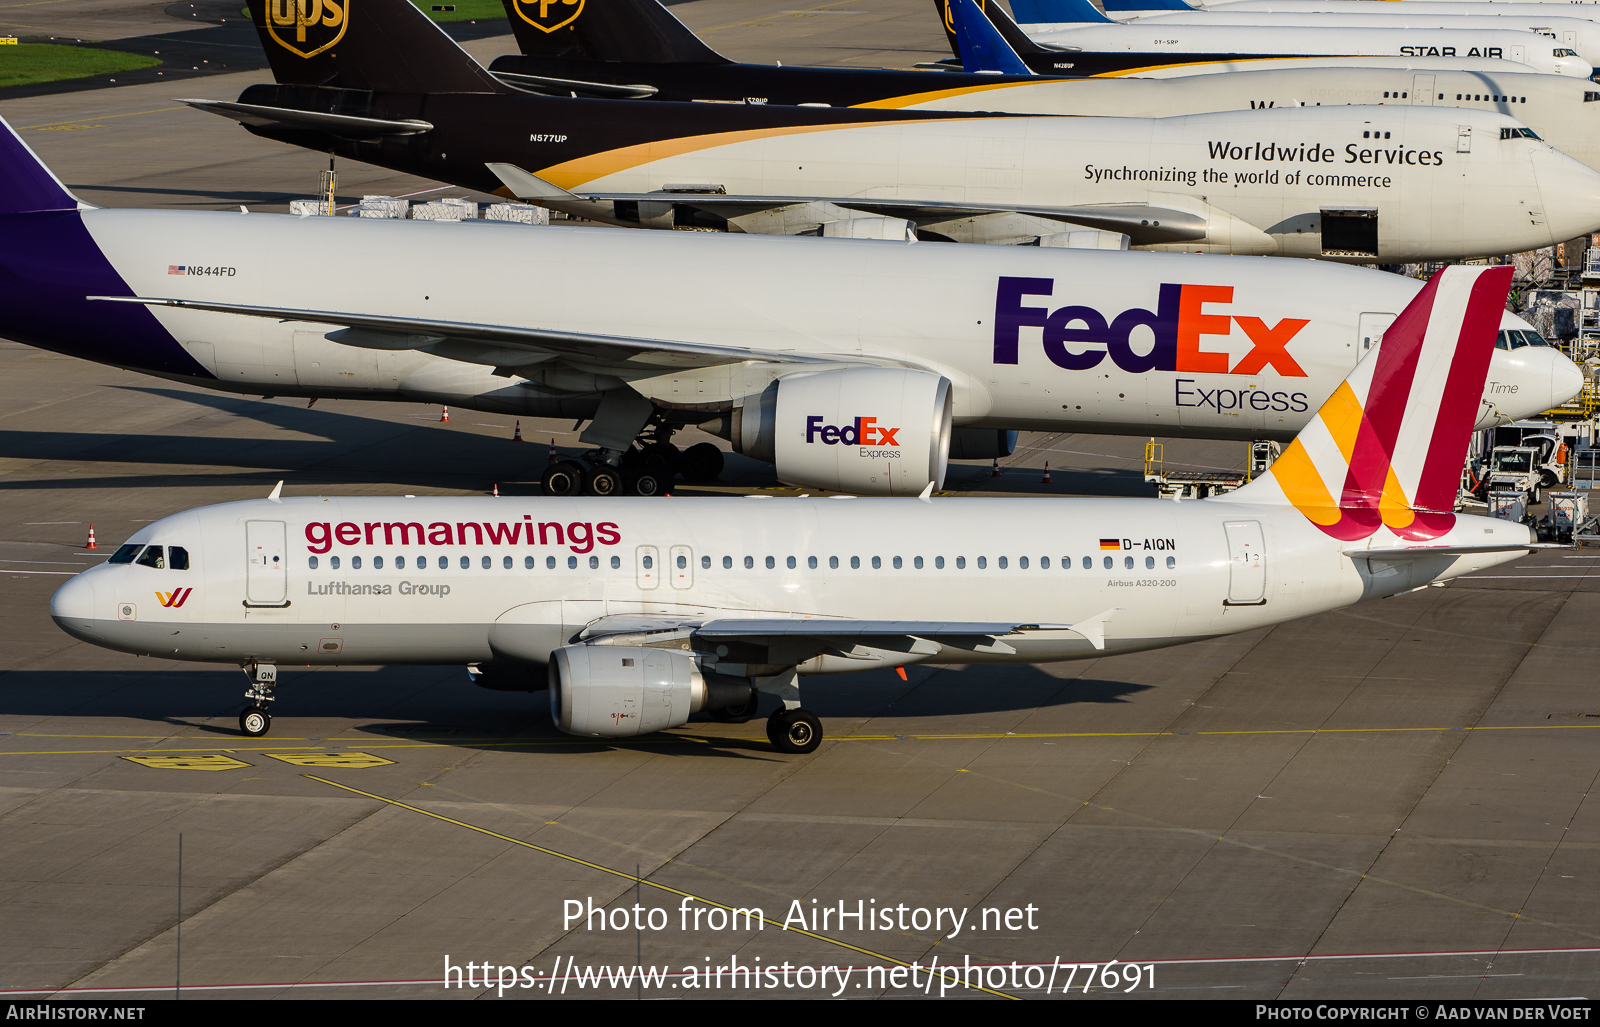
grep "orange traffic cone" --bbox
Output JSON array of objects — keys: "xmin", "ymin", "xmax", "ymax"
[
  {"xmin": 440, "ymin": 406, "xmax": 450, "ymax": 423},
  {"xmin": 1042, "ymin": 462, "xmax": 1052, "ymax": 484},
  {"xmin": 492, "ymin": 483, "xmax": 499, "ymax": 497},
  {"xmin": 512, "ymin": 420, "xmax": 523, "ymax": 442},
  {"xmin": 991, "ymin": 458, "xmax": 1002, "ymax": 477},
  {"xmin": 85, "ymin": 524, "xmax": 97, "ymax": 550},
  {"xmin": 548, "ymin": 438, "xmax": 558, "ymax": 464}
]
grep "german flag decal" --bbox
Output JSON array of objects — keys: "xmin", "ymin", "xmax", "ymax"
[{"xmin": 1099, "ymin": 539, "xmax": 1121, "ymax": 551}]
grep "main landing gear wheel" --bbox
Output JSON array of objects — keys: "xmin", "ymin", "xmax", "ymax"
[
  {"xmin": 587, "ymin": 466, "xmax": 622, "ymax": 496},
  {"xmin": 630, "ymin": 471, "xmax": 666, "ymax": 497},
  {"xmin": 541, "ymin": 460, "xmax": 587, "ymax": 497},
  {"xmin": 766, "ymin": 708, "xmax": 822, "ymax": 754},
  {"xmin": 240, "ymin": 705, "xmax": 271, "ymax": 737},
  {"xmin": 709, "ymin": 692, "xmax": 760, "ymax": 723}
]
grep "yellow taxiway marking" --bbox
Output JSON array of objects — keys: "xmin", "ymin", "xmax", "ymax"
[
  {"xmin": 121, "ymin": 754, "xmax": 251, "ymax": 771},
  {"xmin": 21, "ymin": 106, "xmax": 185, "ymax": 131},
  {"xmin": 264, "ymin": 752, "xmax": 395, "ymax": 768},
  {"xmin": 3, "ymin": 722, "xmax": 1596, "ymax": 757},
  {"xmin": 305, "ymin": 775, "xmax": 1019, "ymax": 1000}
]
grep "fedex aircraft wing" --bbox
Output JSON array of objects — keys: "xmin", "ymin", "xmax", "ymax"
[
  {"xmin": 49, "ymin": 267, "xmax": 1541, "ymax": 754},
  {"xmin": 0, "ymin": 114, "xmax": 1576, "ymax": 499}
]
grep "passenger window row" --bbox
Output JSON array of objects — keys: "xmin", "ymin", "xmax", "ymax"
[
  {"xmin": 1457, "ymin": 93, "xmax": 1526, "ymax": 103},
  {"xmin": 698, "ymin": 554, "xmax": 1181, "ymax": 571},
  {"xmin": 107, "ymin": 544, "xmax": 189, "ymax": 570},
  {"xmin": 302, "ymin": 552, "xmax": 1185, "ymax": 573},
  {"xmin": 308, "ymin": 553, "xmax": 626, "ymax": 570}
]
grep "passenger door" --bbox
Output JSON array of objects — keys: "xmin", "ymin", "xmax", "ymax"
[
  {"xmin": 1223, "ymin": 521, "xmax": 1266, "ymax": 605},
  {"xmin": 1357, "ymin": 312, "xmax": 1396, "ymax": 367},
  {"xmin": 1411, "ymin": 75, "xmax": 1435, "ymax": 105},
  {"xmin": 245, "ymin": 520, "xmax": 287, "ymax": 606}
]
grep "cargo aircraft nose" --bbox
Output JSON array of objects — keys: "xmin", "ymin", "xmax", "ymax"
[
  {"xmin": 1487, "ymin": 343, "xmax": 1586, "ymax": 423},
  {"xmin": 1531, "ymin": 143, "xmax": 1600, "ymax": 244}
]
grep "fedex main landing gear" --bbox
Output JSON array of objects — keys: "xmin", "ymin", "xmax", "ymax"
[
  {"xmin": 239, "ymin": 661, "xmax": 276, "ymax": 737},
  {"xmin": 540, "ymin": 398, "xmax": 725, "ymax": 498}
]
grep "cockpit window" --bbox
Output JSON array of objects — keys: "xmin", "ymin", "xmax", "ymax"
[
  {"xmin": 1500, "ymin": 127, "xmax": 1540, "ymax": 140},
  {"xmin": 1556, "ymin": 48, "xmax": 1579, "ymax": 57},
  {"xmin": 1498, "ymin": 329, "xmax": 1552, "ymax": 349},
  {"xmin": 168, "ymin": 546, "xmax": 190, "ymax": 571},
  {"xmin": 107, "ymin": 544, "xmax": 141, "ymax": 564},
  {"xmin": 135, "ymin": 545, "xmax": 166, "ymax": 570}
]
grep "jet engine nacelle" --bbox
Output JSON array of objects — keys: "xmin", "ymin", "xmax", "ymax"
[
  {"xmin": 732, "ymin": 368, "xmax": 953, "ymax": 496},
  {"xmin": 548, "ymin": 645, "xmax": 753, "ymax": 738}
]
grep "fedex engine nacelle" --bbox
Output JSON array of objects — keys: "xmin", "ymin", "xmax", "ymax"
[
  {"xmin": 731, "ymin": 368, "xmax": 954, "ymax": 496},
  {"xmin": 548, "ymin": 644, "xmax": 753, "ymax": 737}
]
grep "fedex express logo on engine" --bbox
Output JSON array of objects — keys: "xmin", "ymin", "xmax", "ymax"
[
  {"xmin": 805, "ymin": 416, "xmax": 899, "ymax": 447},
  {"xmin": 994, "ymin": 278, "xmax": 1310, "ymax": 377}
]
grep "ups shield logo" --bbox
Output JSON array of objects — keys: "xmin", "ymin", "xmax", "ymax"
[
  {"xmin": 513, "ymin": 0, "xmax": 584, "ymax": 34},
  {"xmin": 267, "ymin": 0, "xmax": 349, "ymax": 58}
]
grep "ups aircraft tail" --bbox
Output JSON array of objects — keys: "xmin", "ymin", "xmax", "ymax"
[
  {"xmin": 244, "ymin": 0, "xmax": 505, "ymax": 92},
  {"xmin": 934, "ymin": 0, "xmax": 1060, "ymax": 61},
  {"xmin": 1006, "ymin": 0, "xmax": 1115, "ymax": 24},
  {"xmin": 499, "ymin": 0, "xmax": 729, "ymax": 64},
  {"xmin": 1232, "ymin": 265, "xmax": 1514, "ymax": 544},
  {"xmin": 945, "ymin": 0, "xmax": 1034, "ymax": 74}
]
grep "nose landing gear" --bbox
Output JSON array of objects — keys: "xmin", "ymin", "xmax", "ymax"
[{"xmin": 239, "ymin": 661, "xmax": 276, "ymax": 737}]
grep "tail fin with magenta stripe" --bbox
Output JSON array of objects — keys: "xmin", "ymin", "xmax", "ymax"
[{"xmin": 1229, "ymin": 264, "xmax": 1514, "ymax": 544}]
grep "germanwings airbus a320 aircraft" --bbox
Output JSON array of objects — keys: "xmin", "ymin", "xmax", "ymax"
[
  {"xmin": 0, "ymin": 117, "xmax": 1574, "ymax": 498},
  {"xmin": 51, "ymin": 266, "xmax": 1539, "ymax": 755}
]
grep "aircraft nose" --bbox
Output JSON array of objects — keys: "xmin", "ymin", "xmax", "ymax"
[
  {"xmin": 1553, "ymin": 349, "xmax": 1586, "ymax": 409},
  {"xmin": 49, "ymin": 573, "xmax": 100, "ymax": 641}
]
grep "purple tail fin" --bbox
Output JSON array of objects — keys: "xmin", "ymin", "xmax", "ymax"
[{"xmin": 0, "ymin": 118, "xmax": 79, "ymax": 213}]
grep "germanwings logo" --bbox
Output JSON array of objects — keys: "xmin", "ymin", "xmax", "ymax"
[
  {"xmin": 156, "ymin": 588, "xmax": 193, "ymax": 608},
  {"xmin": 1266, "ymin": 266, "xmax": 1511, "ymax": 543}
]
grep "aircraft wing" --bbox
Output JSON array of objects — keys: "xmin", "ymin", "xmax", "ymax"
[
  {"xmin": 577, "ymin": 613, "xmax": 1110, "ymax": 657},
  {"xmin": 87, "ymin": 296, "xmax": 844, "ymax": 373},
  {"xmin": 485, "ymin": 164, "xmax": 1207, "ymax": 245},
  {"xmin": 179, "ymin": 99, "xmax": 434, "ymax": 137}
]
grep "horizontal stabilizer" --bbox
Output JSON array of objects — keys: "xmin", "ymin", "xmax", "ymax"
[
  {"xmin": 179, "ymin": 99, "xmax": 433, "ymax": 137},
  {"xmin": 1344, "ymin": 543, "xmax": 1540, "ymax": 559},
  {"xmin": 87, "ymin": 296, "xmax": 841, "ymax": 372},
  {"xmin": 490, "ymin": 71, "xmax": 658, "ymax": 99}
]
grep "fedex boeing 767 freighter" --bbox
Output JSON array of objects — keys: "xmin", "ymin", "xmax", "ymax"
[
  {"xmin": 51, "ymin": 266, "xmax": 1541, "ymax": 754},
  {"xmin": 0, "ymin": 116, "xmax": 1576, "ymax": 498}
]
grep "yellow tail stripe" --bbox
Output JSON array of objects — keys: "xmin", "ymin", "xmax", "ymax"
[{"xmin": 1269, "ymin": 438, "xmax": 1343, "ymax": 526}]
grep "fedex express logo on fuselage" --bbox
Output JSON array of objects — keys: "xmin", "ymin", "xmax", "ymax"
[
  {"xmin": 805, "ymin": 416, "xmax": 899, "ymax": 447},
  {"xmin": 993, "ymin": 278, "xmax": 1310, "ymax": 378}
]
